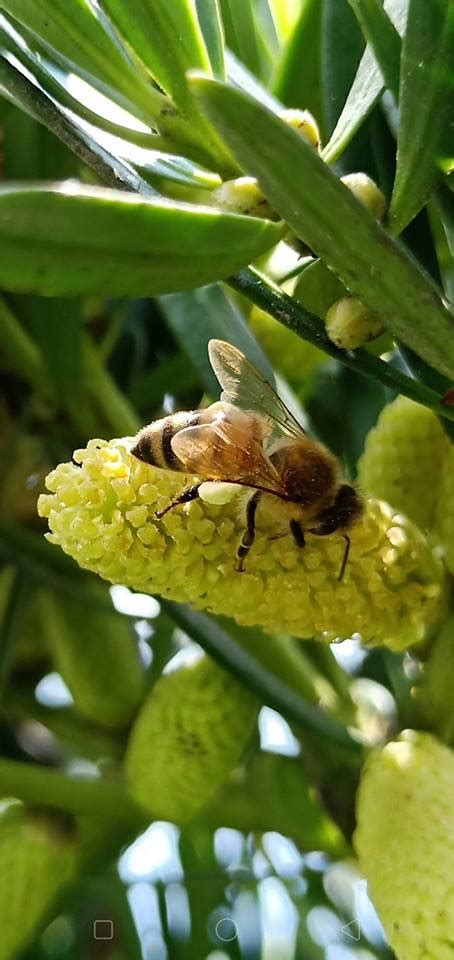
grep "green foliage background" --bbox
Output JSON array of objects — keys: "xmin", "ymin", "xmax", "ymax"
[{"xmin": 0, "ymin": 0, "xmax": 452, "ymax": 957}]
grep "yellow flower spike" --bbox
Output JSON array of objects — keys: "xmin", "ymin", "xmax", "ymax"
[
  {"xmin": 249, "ymin": 304, "xmax": 325, "ymax": 382},
  {"xmin": 126, "ymin": 655, "xmax": 258, "ymax": 822},
  {"xmin": 434, "ymin": 440, "xmax": 454, "ymax": 574},
  {"xmin": 325, "ymin": 296, "xmax": 384, "ymax": 350},
  {"xmin": 355, "ymin": 731, "xmax": 454, "ymax": 960},
  {"xmin": 38, "ymin": 438, "xmax": 447, "ymax": 650},
  {"xmin": 0, "ymin": 804, "xmax": 77, "ymax": 960},
  {"xmin": 358, "ymin": 396, "xmax": 450, "ymax": 531}
]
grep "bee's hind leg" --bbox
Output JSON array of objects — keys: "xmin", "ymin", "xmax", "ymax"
[
  {"xmin": 155, "ymin": 482, "xmax": 203, "ymax": 520},
  {"xmin": 236, "ymin": 491, "xmax": 261, "ymax": 572},
  {"xmin": 290, "ymin": 519, "xmax": 306, "ymax": 548}
]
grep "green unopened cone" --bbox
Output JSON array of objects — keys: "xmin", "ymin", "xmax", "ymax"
[
  {"xmin": 355, "ymin": 731, "xmax": 454, "ymax": 960},
  {"xmin": 358, "ymin": 397, "xmax": 449, "ymax": 531},
  {"xmin": 0, "ymin": 804, "xmax": 77, "ymax": 959},
  {"xmin": 126, "ymin": 656, "xmax": 258, "ymax": 822},
  {"xmin": 38, "ymin": 437, "xmax": 447, "ymax": 650}
]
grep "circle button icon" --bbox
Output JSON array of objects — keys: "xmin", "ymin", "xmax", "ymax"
[{"xmin": 215, "ymin": 917, "xmax": 239, "ymax": 942}]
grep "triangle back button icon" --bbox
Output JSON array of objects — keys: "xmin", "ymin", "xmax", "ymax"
[{"xmin": 341, "ymin": 918, "xmax": 361, "ymax": 941}]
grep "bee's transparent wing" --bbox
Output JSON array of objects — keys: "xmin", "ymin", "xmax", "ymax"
[
  {"xmin": 171, "ymin": 418, "xmax": 285, "ymax": 495},
  {"xmin": 208, "ymin": 339, "xmax": 306, "ymax": 441}
]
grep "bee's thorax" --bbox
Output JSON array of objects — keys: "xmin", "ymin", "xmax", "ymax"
[{"xmin": 270, "ymin": 440, "xmax": 339, "ymax": 508}]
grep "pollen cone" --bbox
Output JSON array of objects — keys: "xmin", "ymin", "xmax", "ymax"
[
  {"xmin": 358, "ymin": 396, "xmax": 449, "ymax": 531},
  {"xmin": 38, "ymin": 437, "xmax": 447, "ymax": 651},
  {"xmin": 355, "ymin": 731, "xmax": 454, "ymax": 960}
]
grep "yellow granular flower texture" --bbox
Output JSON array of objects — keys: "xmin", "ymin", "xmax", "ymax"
[
  {"xmin": 37, "ymin": 437, "xmax": 448, "ymax": 650},
  {"xmin": 358, "ymin": 396, "xmax": 450, "ymax": 531},
  {"xmin": 355, "ymin": 731, "xmax": 454, "ymax": 960}
]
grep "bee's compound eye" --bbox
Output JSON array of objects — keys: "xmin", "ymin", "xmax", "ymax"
[{"xmin": 198, "ymin": 482, "xmax": 242, "ymax": 505}]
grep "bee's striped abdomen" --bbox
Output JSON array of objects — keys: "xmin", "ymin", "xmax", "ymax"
[{"xmin": 131, "ymin": 412, "xmax": 199, "ymax": 472}]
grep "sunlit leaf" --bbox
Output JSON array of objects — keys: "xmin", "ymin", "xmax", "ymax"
[
  {"xmin": 0, "ymin": 0, "xmax": 161, "ymax": 121},
  {"xmin": 220, "ymin": 0, "xmax": 263, "ymax": 79},
  {"xmin": 0, "ymin": 184, "xmax": 282, "ymax": 297},
  {"xmin": 101, "ymin": 0, "xmax": 211, "ymax": 111},
  {"xmin": 322, "ymin": 0, "xmax": 408, "ymax": 163},
  {"xmin": 272, "ymin": 0, "xmax": 324, "ymax": 128},
  {"xmin": 195, "ymin": 0, "xmax": 225, "ymax": 79},
  {"xmin": 191, "ymin": 75, "xmax": 454, "ymax": 379},
  {"xmin": 388, "ymin": 0, "xmax": 454, "ymax": 233},
  {"xmin": 348, "ymin": 0, "xmax": 401, "ymax": 99}
]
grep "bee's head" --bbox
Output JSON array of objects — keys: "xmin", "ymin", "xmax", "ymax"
[{"xmin": 309, "ymin": 484, "xmax": 363, "ymax": 536}]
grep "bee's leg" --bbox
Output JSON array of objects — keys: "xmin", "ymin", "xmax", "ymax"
[
  {"xmin": 338, "ymin": 534, "xmax": 350, "ymax": 582},
  {"xmin": 289, "ymin": 519, "xmax": 306, "ymax": 548},
  {"xmin": 236, "ymin": 491, "xmax": 261, "ymax": 572},
  {"xmin": 155, "ymin": 482, "xmax": 203, "ymax": 520}
]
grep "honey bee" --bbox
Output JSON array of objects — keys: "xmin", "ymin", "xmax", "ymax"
[{"xmin": 131, "ymin": 340, "xmax": 362, "ymax": 578}]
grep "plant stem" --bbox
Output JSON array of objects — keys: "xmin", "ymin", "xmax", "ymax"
[
  {"xmin": 0, "ymin": 757, "xmax": 141, "ymax": 820},
  {"xmin": 228, "ymin": 267, "xmax": 454, "ymax": 424},
  {"xmin": 162, "ymin": 601, "xmax": 363, "ymax": 755}
]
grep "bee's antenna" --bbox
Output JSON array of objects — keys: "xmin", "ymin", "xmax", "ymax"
[{"xmin": 338, "ymin": 534, "xmax": 350, "ymax": 582}]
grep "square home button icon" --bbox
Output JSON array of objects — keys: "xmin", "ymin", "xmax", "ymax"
[{"xmin": 94, "ymin": 920, "xmax": 114, "ymax": 940}]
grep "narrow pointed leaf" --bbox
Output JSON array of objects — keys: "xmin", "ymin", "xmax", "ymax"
[
  {"xmin": 101, "ymin": 0, "xmax": 211, "ymax": 111},
  {"xmin": 348, "ymin": 0, "xmax": 401, "ymax": 99},
  {"xmin": 101, "ymin": 0, "xmax": 232, "ymax": 168},
  {"xmin": 159, "ymin": 284, "xmax": 275, "ymax": 394},
  {"xmin": 0, "ymin": 1, "xmax": 161, "ymax": 121},
  {"xmin": 220, "ymin": 0, "xmax": 263, "ymax": 79},
  {"xmin": 226, "ymin": 49, "xmax": 283, "ymax": 112},
  {"xmin": 388, "ymin": 0, "xmax": 454, "ymax": 233},
  {"xmin": 323, "ymin": 0, "xmax": 408, "ymax": 163},
  {"xmin": 196, "ymin": 0, "xmax": 225, "ymax": 79},
  {"xmin": 191, "ymin": 76, "xmax": 454, "ymax": 379},
  {"xmin": 0, "ymin": 184, "xmax": 281, "ymax": 297},
  {"xmin": 268, "ymin": 0, "xmax": 301, "ymax": 44},
  {"xmin": 272, "ymin": 0, "xmax": 324, "ymax": 127}
]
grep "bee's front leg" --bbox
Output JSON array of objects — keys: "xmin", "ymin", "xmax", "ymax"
[
  {"xmin": 236, "ymin": 491, "xmax": 261, "ymax": 572},
  {"xmin": 155, "ymin": 482, "xmax": 203, "ymax": 520},
  {"xmin": 289, "ymin": 519, "xmax": 306, "ymax": 548}
]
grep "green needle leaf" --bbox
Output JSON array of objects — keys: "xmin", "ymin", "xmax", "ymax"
[
  {"xmin": 272, "ymin": 0, "xmax": 324, "ymax": 128},
  {"xmin": 159, "ymin": 283, "xmax": 275, "ymax": 394},
  {"xmin": 101, "ymin": 0, "xmax": 211, "ymax": 111},
  {"xmin": 388, "ymin": 0, "xmax": 454, "ymax": 233},
  {"xmin": 196, "ymin": 0, "xmax": 225, "ymax": 79},
  {"xmin": 0, "ymin": 0, "xmax": 162, "ymax": 121},
  {"xmin": 191, "ymin": 74, "xmax": 454, "ymax": 379},
  {"xmin": 323, "ymin": 0, "xmax": 408, "ymax": 163},
  {"xmin": 348, "ymin": 0, "xmax": 401, "ymax": 99},
  {"xmin": 0, "ymin": 184, "xmax": 282, "ymax": 297}
]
